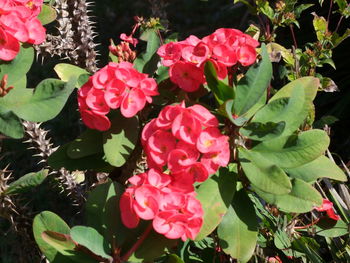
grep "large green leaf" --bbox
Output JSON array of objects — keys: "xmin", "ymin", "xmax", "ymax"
[
  {"xmin": 70, "ymin": 226, "xmax": 112, "ymax": 260},
  {"xmin": 254, "ymin": 178, "xmax": 323, "ymax": 213},
  {"xmin": 0, "ymin": 45, "xmax": 34, "ymax": 86},
  {"xmin": 250, "ymin": 129, "xmax": 330, "ymax": 168},
  {"xmin": 217, "ymin": 188, "xmax": 258, "ymax": 262},
  {"xmin": 54, "ymin": 63, "xmax": 89, "ymax": 88},
  {"xmin": 67, "ymin": 129, "xmax": 103, "ymax": 159},
  {"xmin": 134, "ymin": 29, "xmax": 160, "ymax": 74},
  {"xmin": 286, "ymin": 155, "xmax": 347, "ymax": 182},
  {"xmin": 239, "ymin": 148, "xmax": 292, "ymax": 195},
  {"xmin": 37, "ymin": 4, "xmax": 57, "ymax": 25},
  {"xmin": 128, "ymin": 229, "xmax": 177, "ymax": 262},
  {"xmin": 102, "ymin": 112, "xmax": 139, "ymax": 167},
  {"xmin": 241, "ymin": 77, "xmax": 319, "ymax": 138},
  {"xmin": 41, "ymin": 231, "xmax": 97, "ymax": 263},
  {"xmin": 0, "ymin": 107, "xmax": 24, "ymax": 139},
  {"xmin": 48, "ymin": 143, "xmax": 112, "ymax": 172},
  {"xmin": 233, "ymin": 43, "xmax": 272, "ymax": 116},
  {"xmin": 204, "ymin": 61, "xmax": 234, "ymax": 104},
  {"xmin": 195, "ymin": 167, "xmax": 237, "ymax": 240},
  {"xmin": 5, "ymin": 169, "xmax": 48, "ymax": 195},
  {"xmin": 33, "ymin": 211, "xmax": 73, "ymax": 262},
  {"xmin": 313, "ymin": 218, "xmax": 349, "ymax": 237},
  {"xmin": 0, "ymin": 78, "xmax": 76, "ymax": 122}
]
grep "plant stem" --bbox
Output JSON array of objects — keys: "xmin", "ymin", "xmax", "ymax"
[
  {"xmin": 120, "ymin": 223, "xmax": 153, "ymax": 262},
  {"xmin": 335, "ymin": 15, "xmax": 344, "ymax": 33},
  {"xmin": 289, "ymin": 24, "xmax": 298, "ymax": 49},
  {"xmin": 327, "ymin": 0, "xmax": 333, "ymax": 32}
]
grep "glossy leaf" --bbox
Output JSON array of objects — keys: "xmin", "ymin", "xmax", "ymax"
[
  {"xmin": 0, "ymin": 45, "xmax": 34, "ymax": 86},
  {"xmin": 242, "ymin": 77, "xmax": 319, "ymax": 138},
  {"xmin": 314, "ymin": 218, "xmax": 349, "ymax": 237},
  {"xmin": 5, "ymin": 169, "xmax": 48, "ymax": 195},
  {"xmin": 250, "ymin": 129, "xmax": 330, "ymax": 168},
  {"xmin": 0, "ymin": 78, "xmax": 76, "ymax": 122},
  {"xmin": 218, "ymin": 188, "xmax": 258, "ymax": 262},
  {"xmin": 204, "ymin": 61, "xmax": 234, "ymax": 104},
  {"xmin": 0, "ymin": 107, "xmax": 24, "ymax": 139},
  {"xmin": 254, "ymin": 178, "xmax": 323, "ymax": 213},
  {"xmin": 37, "ymin": 4, "xmax": 57, "ymax": 25},
  {"xmin": 128, "ymin": 229, "xmax": 177, "ymax": 262},
  {"xmin": 195, "ymin": 167, "xmax": 237, "ymax": 240},
  {"xmin": 286, "ymin": 155, "xmax": 347, "ymax": 182},
  {"xmin": 33, "ymin": 211, "xmax": 72, "ymax": 262},
  {"xmin": 67, "ymin": 129, "xmax": 103, "ymax": 159},
  {"xmin": 48, "ymin": 143, "xmax": 112, "ymax": 172},
  {"xmin": 54, "ymin": 63, "xmax": 89, "ymax": 87},
  {"xmin": 70, "ymin": 226, "xmax": 112, "ymax": 260},
  {"xmin": 234, "ymin": 43, "xmax": 272, "ymax": 116},
  {"xmin": 239, "ymin": 148, "xmax": 292, "ymax": 195},
  {"xmin": 134, "ymin": 29, "xmax": 160, "ymax": 74},
  {"xmin": 102, "ymin": 112, "xmax": 139, "ymax": 167}
]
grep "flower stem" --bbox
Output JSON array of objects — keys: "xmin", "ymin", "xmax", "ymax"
[{"xmin": 120, "ymin": 223, "xmax": 153, "ymax": 262}]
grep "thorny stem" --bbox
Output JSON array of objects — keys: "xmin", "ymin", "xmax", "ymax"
[{"xmin": 120, "ymin": 223, "xmax": 153, "ymax": 262}]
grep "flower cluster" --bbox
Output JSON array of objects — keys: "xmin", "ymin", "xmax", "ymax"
[
  {"xmin": 78, "ymin": 62, "xmax": 158, "ymax": 131},
  {"xmin": 157, "ymin": 28, "xmax": 259, "ymax": 92},
  {"xmin": 120, "ymin": 169, "xmax": 203, "ymax": 241},
  {"xmin": 120, "ymin": 103, "xmax": 230, "ymax": 240},
  {"xmin": 0, "ymin": 0, "xmax": 46, "ymax": 61}
]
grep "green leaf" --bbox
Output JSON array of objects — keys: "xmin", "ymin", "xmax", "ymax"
[
  {"xmin": 5, "ymin": 169, "xmax": 48, "ymax": 195},
  {"xmin": 37, "ymin": 4, "xmax": 57, "ymax": 25},
  {"xmin": 240, "ymin": 121, "xmax": 285, "ymax": 141},
  {"xmin": 332, "ymin": 28, "xmax": 350, "ymax": 48},
  {"xmin": 102, "ymin": 112, "xmax": 139, "ymax": 167},
  {"xmin": 165, "ymin": 254, "xmax": 185, "ymax": 263},
  {"xmin": 33, "ymin": 211, "xmax": 72, "ymax": 262},
  {"xmin": 239, "ymin": 148, "xmax": 292, "ymax": 195},
  {"xmin": 48, "ymin": 143, "xmax": 112, "ymax": 172},
  {"xmin": 312, "ymin": 14, "xmax": 327, "ymax": 41},
  {"xmin": 134, "ymin": 29, "xmax": 160, "ymax": 74},
  {"xmin": 54, "ymin": 63, "xmax": 89, "ymax": 87},
  {"xmin": 274, "ymin": 230, "xmax": 291, "ymax": 249},
  {"xmin": 67, "ymin": 129, "xmax": 103, "ymax": 159},
  {"xmin": 250, "ymin": 129, "xmax": 330, "ymax": 168},
  {"xmin": 195, "ymin": 167, "xmax": 237, "ymax": 240},
  {"xmin": 128, "ymin": 229, "xmax": 177, "ymax": 262},
  {"xmin": 254, "ymin": 178, "xmax": 323, "ymax": 213},
  {"xmin": 41, "ymin": 231, "xmax": 97, "ymax": 263},
  {"xmin": 242, "ymin": 77, "xmax": 319, "ymax": 137},
  {"xmin": 218, "ymin": 188, "xmax": 258, "ymax": 263},
  {"xmin": 286, "ymin": 155, "xmax": 347, "ymax": 182},
  {"xmin": 234, "ymin": 44, "xmax": 272, "ymax": 116},
  {"xmin": 204, "ymin": 61, "xmax": 234, "ymax": 104},
  {"xmin": 314, "ymin": 218, "xmax": 349, "ymax": 237},
  {"xmin": 0, "ymin": 107, "xmax": 24, "ymax": 139},
  {"xmin": 0, "ymin": 78, "xmax": 76, "ymax": 122},
  {"xmin": 0, "ymin": 45, "xmax": 34, "ymax": 86},
  {"xmin": 70, "ymin": 226, "xmax": 112, "ymax": 260}
]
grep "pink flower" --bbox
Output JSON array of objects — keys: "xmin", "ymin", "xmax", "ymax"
[
  {"xmin": 237, "ymin": 45, "xmax": 257, "ymax": 66},
  {"xmin": 147, "ymin": 130, "xmax": 177, "ymax": 166},
  {"xmin": 157, "ymin": 42, "xmax": 183, "ymax": 67},
  {"xmin": 196, "ymin": 127, "xmax": 225, "ymax": 153},
  {"xmin": 0, "ymin": 13, "xmax": 29, "ymax": 42},
  {"xmin": 172, "ymin": 111, "xmax": 202, "ymax": 145},
  {"xmin": 188, "ymin": 104, "xmax": 218, "ymax": 128},
  {"xmin": 121, "ymin": 88, "xmax": 146, "ymax": 118},
  {"xmin": 133, "ymin": 185, "xmax": 160, "ymax": 220},
  {"xmin": 120, "ymin": 33, "xmax": 138, "ymax": 47},
  {"xmin": 155, "ymin": 104, "xmax": 184, "ymax": 130},
  {"xmin": 153, "ymin": 211, "xmax": 187, "ymax": 239},
  {"xmin": 85, "ymin": 88, "xmax": 110, "ymax": 115},
  {"xmin": 314, "ymin": 199, "xmax": 340, "ymax": 221},
  {"xmin": 169, "ymin": 61, "xmax": 205, "ymax": 92},
  {"xmin": 120, "ymin": 189, "xmax": 140, "ymax": 228},
  {"xmin": 25, "ymin": 17, "xmax": 46, "ymax": 44},
  {"xmin": 104, "ymin": 79, "xmax": 126, "ymax": 109},
  {"xmin": 80, "ymin": 109, "xmax": 111, "ymax": 131},
  {"xmin": 181, "ymin": 42, "xmax": 211, "ymax": 64},
  {"xmin": 0, "ymin": 27, "xmax": 20, "ymax": 61}
]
